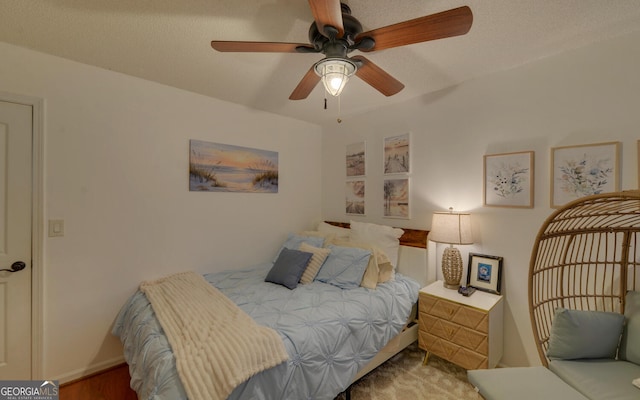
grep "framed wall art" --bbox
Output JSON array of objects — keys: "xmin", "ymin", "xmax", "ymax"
[
  {"xmin": 550, "ymin": 141, "xmax": 620, "ymax": 208},
  {"xmin": 467, "ymin": 253, "xmax": 503, "ymax": 295},
  {"xmin": 346, "ymin": 180, "xmax": 365, "ymax": 215},
  {"xmin": 383, "ymin": 178, "xmax": 409, "ymax": 218},
  {"xmin": 346, "ymin": 141, "xmax": 366, "ymax": 177},
  {"xmin": 189, "ymin": 140, "xmax": 278, "ymax": 193},
  {"xmin": 484, "ymin": 151, "xmax": 534, "ymax": 208},
  {"xmin": 383, "ymin": 133, "xmax": 410, "ymax": 174}
]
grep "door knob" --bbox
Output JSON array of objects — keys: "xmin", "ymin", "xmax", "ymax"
[{"xmin": 0, "ymin": 261, "xmax": 26, "ymax": 273}]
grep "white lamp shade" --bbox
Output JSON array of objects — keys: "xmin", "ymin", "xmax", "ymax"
[
  {"xmin": 429, "ymin": 211, "xmax": 473, "ymax": 245},
  {"xmin": 314, "ymin": 58, "xmax": 357, "ymax": 97}
]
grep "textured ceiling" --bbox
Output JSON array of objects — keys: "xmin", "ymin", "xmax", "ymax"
[{"xmin": 1, "ymin": 0, "xmax": 640, "ymax": 125}]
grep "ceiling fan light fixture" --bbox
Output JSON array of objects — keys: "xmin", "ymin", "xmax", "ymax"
[{"xmin": 314, "ymin": 58, "xmax": 357, "ymax": 97}]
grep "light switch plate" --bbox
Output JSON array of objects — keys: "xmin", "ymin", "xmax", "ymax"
[{"xmin": 48, "ymin": 219, "xmax": 64, "ymax": 237}]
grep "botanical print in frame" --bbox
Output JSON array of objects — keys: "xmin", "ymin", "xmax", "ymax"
[
  {"xmin": 484, "ymin": 151, "xmax": 534, "ymax": 208},
  {"xmin": 384, "ymin": 133, "xmax": 410, "ymax": 174},
  {"xmin": 467, "ymin": 253, "xmax": 503, "ymax": 295},
  {"xmin": 551, "ymin": 142, "xmax": 620, "ymax": 208},
  {"xmin": 383, "ymin": 178, "xmax": 409, "ymax": 218},
  {"xmin": 189, "ymin": 140, "xmax": 278, "ymax": 193},
  {"xmin": 346, "ymin": 180, "xmax": 365, "ymax": 215},
  {"xmin": 346, "ymin": 141, "xmax": 365, "ymax": 177}
]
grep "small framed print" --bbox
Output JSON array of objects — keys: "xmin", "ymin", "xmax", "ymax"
[
  {"xmin": 484, "ymin": 151, "xmax": 534, "ymax": 208},
  {"xmin": 383, "ymin": 133, "xmax": 410, "ymax": 174},
  {"xmin": 467, "ymin": 253, "xmax": 503, "ymax": 295},
  {"xmin": 346, "ymin": 180, "xmax": 365, "ymax": 215},
  {"xmin": 383, "ymin": 178, "xmax": 409, "ymax": 219},
  {"xmin": 551, "ymin": 141, "xmax": 620, "ymax": 208},
  {"xmin": 346, "ymin": 141, "xmax": 365, "ymax": 177}
]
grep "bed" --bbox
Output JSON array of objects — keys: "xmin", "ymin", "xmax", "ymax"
[{"xmin": 112, "ymin": 221, "xmax": 429, "ymax": 400}]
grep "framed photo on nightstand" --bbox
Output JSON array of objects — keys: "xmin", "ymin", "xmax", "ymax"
[{"xmin": 467, "ymin": 253, "xmax": 503, "ymax": 295}]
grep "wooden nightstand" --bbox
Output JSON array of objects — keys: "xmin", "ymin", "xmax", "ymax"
[{"xmin": 418, "ymin": 280, "xmax": 504, "ymax": 369}]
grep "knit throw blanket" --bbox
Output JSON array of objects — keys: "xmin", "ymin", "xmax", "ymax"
[{"xmin": 140, "ymin": 271, "xmax": 289, "ymax": 400}]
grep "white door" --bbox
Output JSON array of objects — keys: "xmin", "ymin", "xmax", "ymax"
[{"xmin": 0, "ymin": 100, "xmax": 32, "ymax": 379}]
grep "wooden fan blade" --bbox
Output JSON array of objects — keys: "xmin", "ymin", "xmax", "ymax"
[
  {"xmin": 308, "ymin": 0, "xmax": 344, "ymax": 38},
  {"xmin": 211, "ymin": 41, "xmax": 312, "ymax": 53},
  {"xmin": 352, "ymin": 55, "xmax": 404, "ymax": 96},
  {"xmin": 289, "ymin": 66, "xmax": 321, "ymax": 100},
  {"xmin": 357, "ymin": 6, "xmax": 472, "ymax": 52}
]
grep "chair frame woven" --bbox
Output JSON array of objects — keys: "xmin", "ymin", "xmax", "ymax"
[{"xmin": 528, "ymin": 190, "xmax": 640, "ymax": 366}]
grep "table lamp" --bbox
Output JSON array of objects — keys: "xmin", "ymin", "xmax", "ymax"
[{"xmin": 429, "ymin": 208, "xmax": 473, "ymax": 289}]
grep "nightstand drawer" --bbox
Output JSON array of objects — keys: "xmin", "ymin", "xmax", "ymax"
[
  {"xmin": 420, "ymin": 314, "xmax": 488, "ymax": 354},
  {"xmin": 420, "ymin": 313, "xmax": 458, "ymax": 340},
  {"xmin": 418, "ymin": 330, "xmax": 488, "ymax": 370},
  {"xmin": 420, "ymin": 293, "xmax": 488, "ymax": 332},
  {"xmin": 450, "ymin": 347, "xmax": 489, "ymax": 370}
]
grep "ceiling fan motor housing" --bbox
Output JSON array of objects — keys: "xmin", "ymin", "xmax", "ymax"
[{"xmin": 307, "ymin": 4, "xmax": 364, "ymax": 56}]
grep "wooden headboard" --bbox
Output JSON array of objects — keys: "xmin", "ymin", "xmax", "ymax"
[{"xmin": 325, "ymin": 221, "xmax": 428, "ymax": 249}]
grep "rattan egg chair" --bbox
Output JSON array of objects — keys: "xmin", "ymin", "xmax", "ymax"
[{"xmin": 529, "ymin": 190, "xmax": 640, "ymax": 367}]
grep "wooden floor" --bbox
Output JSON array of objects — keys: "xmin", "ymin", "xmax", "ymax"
[{"xmin": 59, "ymin": 363, "xmax": 137, "ymax": 400}]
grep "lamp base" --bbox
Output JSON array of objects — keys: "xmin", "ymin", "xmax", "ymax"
[{"xmin": 441, "ymin": 246, "xmax": 463, "ymax": 290}]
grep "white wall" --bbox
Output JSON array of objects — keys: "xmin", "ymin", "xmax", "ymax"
[
  {"xmin": 0, "ymin": 42, "xmax": 323, "ymax": 381},
  {"xmin": 321, "ymin": 30, "xmax": 640, "ymax": 367}
]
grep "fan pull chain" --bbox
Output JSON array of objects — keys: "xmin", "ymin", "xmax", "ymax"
[{"xmin": 322, "ymin": 92, "xmax": 342, "ymax": 123}]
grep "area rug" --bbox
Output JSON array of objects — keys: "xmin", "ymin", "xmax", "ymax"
[{"xmin": 335, "ymin": 342, "xmax": 483, "ymax": 400}]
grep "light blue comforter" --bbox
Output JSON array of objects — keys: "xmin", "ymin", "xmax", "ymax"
[{"xmin": 112, "ymin": 263, "xmax": 420, "ymax": 400}]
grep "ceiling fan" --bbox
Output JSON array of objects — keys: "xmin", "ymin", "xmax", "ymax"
[{"xmin": 211, "ymin": 1, "xmax": 472, "ymax": 100}]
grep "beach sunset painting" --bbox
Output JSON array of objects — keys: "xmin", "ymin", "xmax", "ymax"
[{"xmin": 189, "ymin": 140, "xmax": 278, "ymax": 193}]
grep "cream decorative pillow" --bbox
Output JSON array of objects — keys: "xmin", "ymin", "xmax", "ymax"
[
  {"xmin": 298, "ymin": 242, "xmax": 331, "ymax": 284},
  {"xmin": 349, "ymin": 220, "xmax": 404, "ymax": 268}
]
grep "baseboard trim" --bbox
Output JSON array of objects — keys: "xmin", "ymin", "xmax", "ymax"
[{"xmin": 56, "ymin": 356, "xmax": 125, "ymax": 385}]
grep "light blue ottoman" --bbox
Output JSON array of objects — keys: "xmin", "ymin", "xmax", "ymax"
[{"xmin": 467, "ymin": 367, "xmax": 589, "ymax": 400}]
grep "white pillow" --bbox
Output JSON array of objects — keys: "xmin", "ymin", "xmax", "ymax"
[
  {"xmin": 317, "ymin": 221, "xmax": 351, "ymax": 240},
  {"xmin": 349, "ymin": 220, "xmax": 404, "ymax": 268}
]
